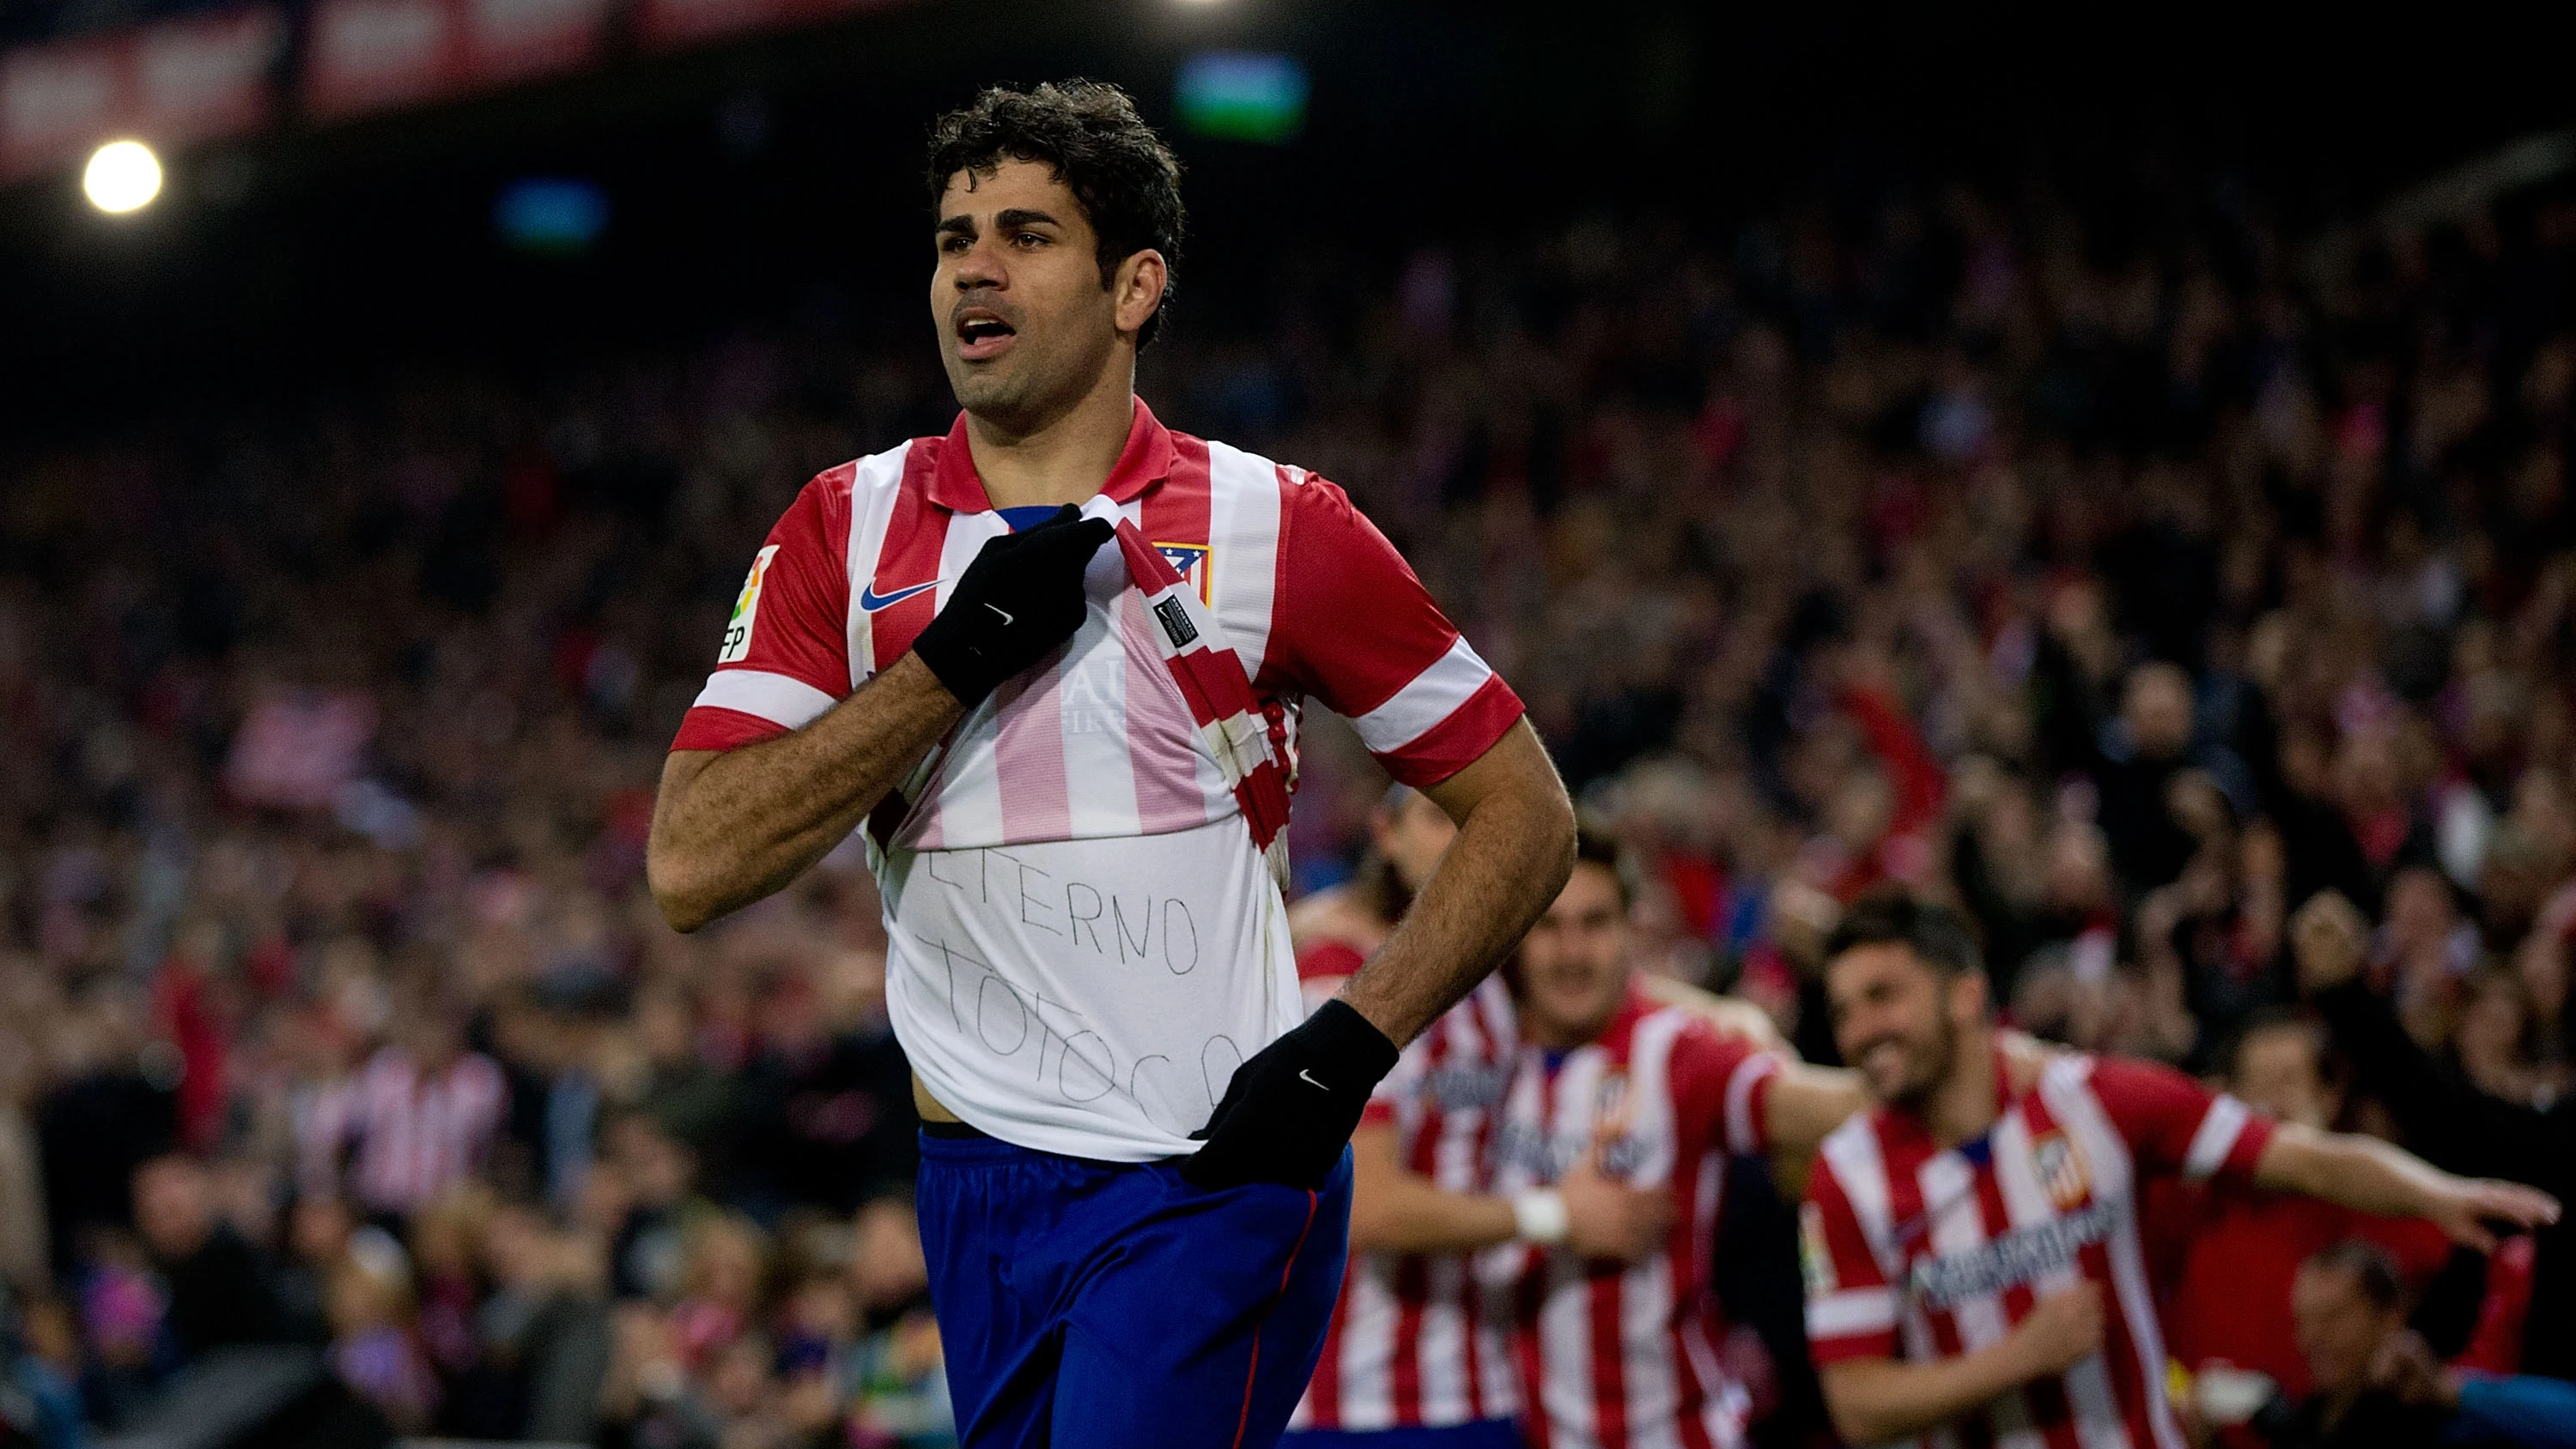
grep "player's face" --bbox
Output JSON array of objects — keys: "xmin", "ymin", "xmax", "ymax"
[
  {"xmin": 1825, "ymin": 943, "xmax": 1975, "ymax": 1108},
  {"xmin": 1515, "ymin": 863, "xmax": 1630, "ymax": 1043},
  {"xmin": 2291, "ymin": 1264, "xmax": 2400, "ymax": 1397},
  {"xmin": 1370, "ymin": 791, "xmax": 1457, "ymax": 894},
  {"xmin": 932, "ymin": 159, "xmax": 1124, "ymax": 433},
  {"xmin": 2233, "ymin": 1025, "xmax": 2333, "ymax": 1131}
]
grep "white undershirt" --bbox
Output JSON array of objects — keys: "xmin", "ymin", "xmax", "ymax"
[{"xmin": 878, "ymin": 815, "xmax": 1301, "ymax": 1161}]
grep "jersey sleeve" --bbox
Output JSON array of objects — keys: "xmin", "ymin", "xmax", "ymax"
[
  {"xmin": 1259, "ymin": 474, "xmax": 1523, "ymax": 787},
  {"xmin": 1801, "ymin": 1161, "xmax": 1901, "ymax": 1365},
  {"xmin": 671, "ymin": 471, "xmax": 853, "ymax": 753},
  {"xmin": 2090, "ymin": 1056, "xmax": 2274, "ymax": 1184},
  {"xmin": 1671, "ymin": 1019, "xmax": 1783, "ymax": 1157}
]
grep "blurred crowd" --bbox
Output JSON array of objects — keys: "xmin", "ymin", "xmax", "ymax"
[{"xmin": 3, "ymin": 147, "xmax": 2576, "ymax": 1446}]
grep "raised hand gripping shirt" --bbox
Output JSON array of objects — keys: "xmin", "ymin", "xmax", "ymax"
[{"xmin": 673, "ymin": 403, "xmax": 1524, "ymax": 1162}]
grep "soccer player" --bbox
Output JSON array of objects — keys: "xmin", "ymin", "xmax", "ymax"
[
  {"xmin": 1481, "ymin": 831, "xmax": 1874, "ymax": 1449},
  {"xmin": 643, "ymin": 82, "xmax": 1576, "ymax": 1449},
  {"xmin": 1287, "ymin": 833, "xmax": 1727, "ymax": 1446},
  {"xmin": 1798, "ymin": 894, "xmax": 2561, "ymax": 1449},
  {"xmin": 1291, "ymin": 784, "xmax": 1459, "ymax": 986}
]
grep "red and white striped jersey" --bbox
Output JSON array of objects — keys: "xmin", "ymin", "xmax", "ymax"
[
  {"xmin": 1800, "ymin": 1051, "xmax": 2276, "ymax": 1449},
  {"xmin": 1488, "ymin": 990, "xmax": 1783, "ymax": 1449},
  {"xmin": 1295, "ymin": 977, "xmax": 1522, "ymax": 1433},
  {"xmin": 672, "ymin": 403, "xmax": 1523, "ymax": 1161}
]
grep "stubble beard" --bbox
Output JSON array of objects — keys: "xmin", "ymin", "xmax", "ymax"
[
  {"xmin": 1885, "ymin": 1011, "xmax": 1959, "ymax": 1115},
  {"xmin": 945, "ymin": 312, "xmax": 1119, "ymax": 440}
]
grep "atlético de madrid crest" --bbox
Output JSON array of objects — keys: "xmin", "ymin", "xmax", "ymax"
[
  {"xmin": 1154, "ymin": 542, "xmax": 1212, "ymax": 604},
  {"xmin": 2030, "ymin": 1130, "xmax": 2093, "ymax": 1210}
]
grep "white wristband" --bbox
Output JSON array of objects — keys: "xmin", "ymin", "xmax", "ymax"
[{"xmin": 1512, "ymin": 1189, "xmax": 1571, "ymax": 1246}]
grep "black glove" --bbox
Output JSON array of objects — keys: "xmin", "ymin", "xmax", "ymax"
[
  {"xmin": 909, "ymin": 504, "xmax": 1115, "ymax": 707},
  {"xmin": 1182, "ymin": 999, "xmax": 1400, "ymax": 1191}
]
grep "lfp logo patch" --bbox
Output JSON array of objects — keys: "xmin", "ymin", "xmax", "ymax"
[
  {"xmin": 719, "ymin": 544, "xmax": 781, "ymax": 664},
  {"xmin": 1800, "ymin": 1201, "xmax": 1838, "ymax": 1295},
  {"xmin": 1154, "ymin": 542, "xmax": 1212, "ymax": 604}
]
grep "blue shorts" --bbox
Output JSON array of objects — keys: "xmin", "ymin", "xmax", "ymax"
[
  {"xmin": 1279, "ymin": 1421, "xmax": 1524, "ymax": 1449},
  {"xmin": 918, "ymin": 1126, "xmax": 1353, "ymax": 1448}
]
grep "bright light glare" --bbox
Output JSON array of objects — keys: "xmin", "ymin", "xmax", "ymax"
[{"xmin": 83, "ymin": 140, "xmax": 163, "ymax": 215}]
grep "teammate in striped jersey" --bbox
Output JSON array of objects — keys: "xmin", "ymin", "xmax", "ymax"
[
  {"xmin": 646, "ymin": 82, "xmax": 1577, "ymax": 1449},
  {"xmin": 1285, "ymin": 969, "xmax": 1679, "ymax": 1447},
  {"xmin": 1800, "ymin": 894, "xmax": 2560, "ymax": 1449},
  {"xmin": 1485, "ymin": 831, "xmax": 1874, "ymax": 1449},
  {"xmin": 1287, "ymin": 830, "xmax": 1806, "ymax": 1449}
]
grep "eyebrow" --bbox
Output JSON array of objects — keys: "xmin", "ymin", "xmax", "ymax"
[{"xmin": 933, "ymin": 208, "xmax": 1064, "ymax": 242}]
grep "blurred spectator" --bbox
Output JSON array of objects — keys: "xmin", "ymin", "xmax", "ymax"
[
  {"xmin": 327, "ymin": 1228, "xmax": 439, "ymax": 1433},
  {"xmin": 477, "ymin": 1202, "xmax": 613, "ymax": 1443},
  {"xmin": 602, "ymin": 1110, "xmax": 713, "ymax": 1303},
  {"xmin": 1286, "ymin": 784, "xmax": 1458, "ymax": 986},
  {"xmin": 2255, "ymin": 1240, "xmax": 2576, "ymax": 1448},
  {"xmin": 129, "ymin": 1155, "xmax": 289, "ymax": 1357},
  {"xmin": 733, "ymin": 962, "xmax": 916, "ymax": 1219},
  {"xmin": 38, "ymin": 988, "xmax": 176, "ymax": 1276},
  {"xmin": 2155, "ymin": 1014, "xmax": 2451, "ymax": 1407},
  {"xmin": 275, "ymin": 1194, "xmax": 355, "ymax": 1343},
  {"xmin": 2296, "ymin": 892, "xmax": 2576, "ymax": 1379}
]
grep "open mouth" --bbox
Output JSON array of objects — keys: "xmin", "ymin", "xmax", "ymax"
[{"xmin": 954, "ymin": 312, "xmax": 1018, "ymax": 361}]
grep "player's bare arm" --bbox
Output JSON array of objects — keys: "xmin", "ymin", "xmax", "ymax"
[
  {"xmin": 1183, "ymin": 721, "xmax": 1572, "ymax": 1191},
  {"xmin": 1818, "ymin": 1282, "xmax": 2106, "ymax": 1446},
  {"xmin": 1337, "ymin": 719, "xmax": 1576, "ymax": 1046},
  {"xmin": 2251, "ymin": 1125, "xmax": 2561, "ymax": 1251},
  {"xmin": 1761, "ymin": 1066, "xmax": 1870, "ymax": 1159},
  {"xmin": 1346, "ymin": 1124, "xmax": 1517, "ymax": 1252},
  {"xmin": 647, "ymin": 653, "xmax": 961, "ymax": 932},
  {"xmin": 1639, "ymin": 973, "xmax": 1795, "ymax": 1056},
  {"xmin": 1347, "ymin": 1122, "xmax": 1670, "ymax": 1262},
  {"xmin": 645, "ymin": 498, "xmax": 1114, "ymax": 935}
]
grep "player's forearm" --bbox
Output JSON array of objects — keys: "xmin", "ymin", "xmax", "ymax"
[
  {"xmin": 1765, "ymin": 1064, "xmax": 1870, "ymax": 1157},
  {"xmin": 1350, "ymin": 1182, "xmax": 1521, "ymax": 1254},
  {"xmin": 1349, "ymin": 1126, "xmax": 1521, "ymax": 1252},
  {"xmin": 1638, "ymin": 975, "xmax": 1795, "ymax": 1057},
  {"xmin": 1340, "ymin": 724, "xmax": 1574, "ymax": 1046},
  {"xmin": 647, "ymin": 652, "xmax": 961, "ymax": 931},
  {"xmin": 1820, "ymin": 1343, "xmax": 2047, "ymax": 1446},
  {"xmin": 2252, "ymin": 1123, "xmax": 2447, "ymax": 1219}
]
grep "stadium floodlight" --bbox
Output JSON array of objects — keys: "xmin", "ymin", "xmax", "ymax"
[
  {"xmin": 1176, "ymin": 53, "xmax": 1309, "ymax": 143},
  {"xmin": 83, "ymin": 140, "xmax": 164, "ymax": 214}
]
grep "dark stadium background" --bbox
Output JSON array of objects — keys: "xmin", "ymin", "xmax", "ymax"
[{"xmin": 6, "ymin": 0, "xmax": 2572, "ymax": 429}]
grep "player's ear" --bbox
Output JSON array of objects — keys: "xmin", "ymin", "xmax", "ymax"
[
  {"xmin": 1947, "ymin": 967, "xmax": 1989, "ymax": 1028},
  {"xmin": 1110, "ymin": 249, "xmax": 1167, "ymax": 339}
]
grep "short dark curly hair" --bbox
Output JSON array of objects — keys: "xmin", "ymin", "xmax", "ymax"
[
  {"xmin": 1824, "ymin": 892, "xmax": 1984, "ymax": 979},
  {"xmin": 927, "ymin": 80, "xmax": 1185, "ymax": 349}
]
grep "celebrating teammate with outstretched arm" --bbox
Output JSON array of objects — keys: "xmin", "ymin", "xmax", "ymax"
[
  {"xmin": 645, "ymin": 81, "xmax": 1573, "ymax": 1449},
  {"xmin": 1799, "ymin": 895, "xmax": 2559, "ymax": 1449}
]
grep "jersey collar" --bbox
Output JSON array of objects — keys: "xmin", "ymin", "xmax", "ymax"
[
  {"xmin": 1878, "ymin": 1041, "xmax": 2017, "ymax": 1155},
  {"xmin": 927, "ymin": 397, "xmax": 1176, "ymax": 515},
  {"xmin": 1530, "ymin": 981, "xmax": 1657, "ymax": 1068}
]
